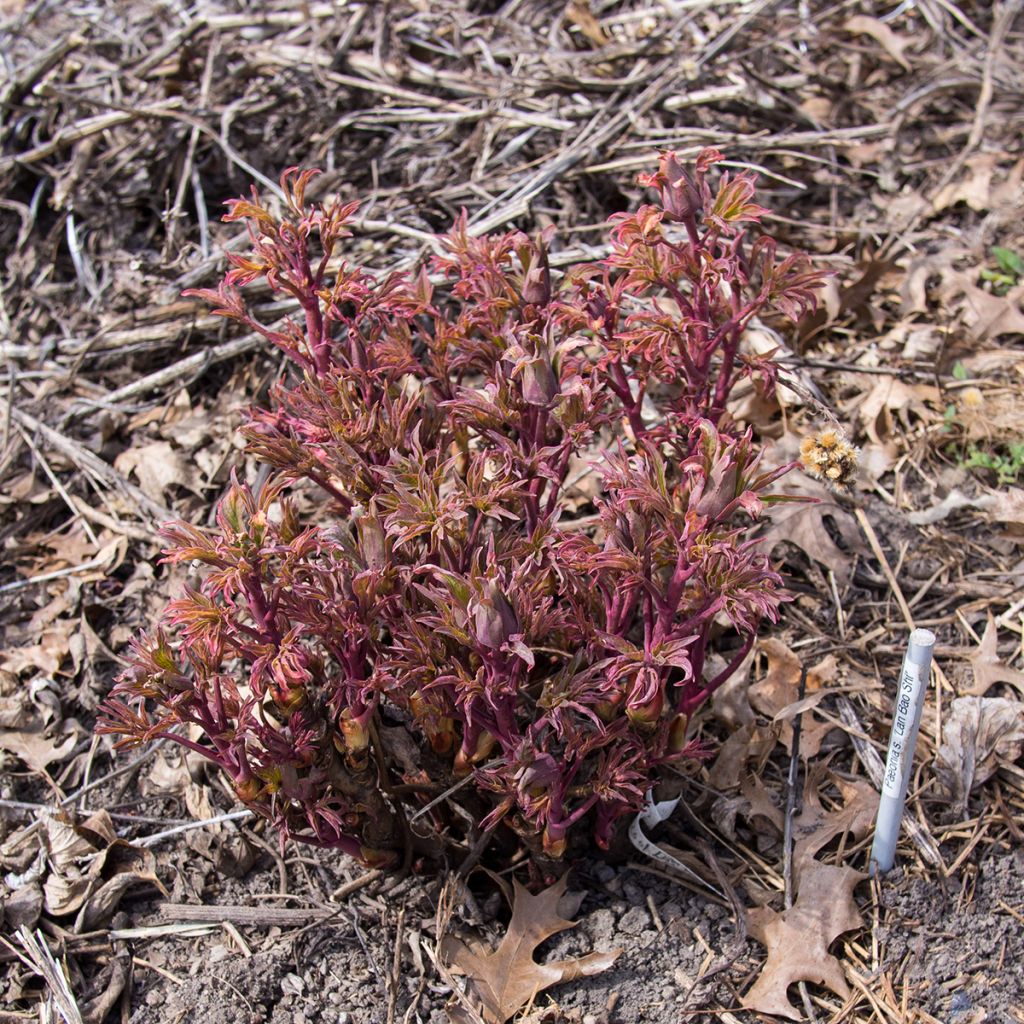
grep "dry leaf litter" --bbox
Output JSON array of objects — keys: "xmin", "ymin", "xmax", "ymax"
[{"xmin": 2, "ymin": 1, "xmax": 1023, "ymax": 1022}]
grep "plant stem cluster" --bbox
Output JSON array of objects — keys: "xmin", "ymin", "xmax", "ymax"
[{"xmin": 101, "ymin": 151, "xmax": 826, "ymax": 865}]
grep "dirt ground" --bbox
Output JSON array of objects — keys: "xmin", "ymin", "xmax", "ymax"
[{"xmin": 2, "ymin": 2, "xmax": 1023, "ymax": 1023}]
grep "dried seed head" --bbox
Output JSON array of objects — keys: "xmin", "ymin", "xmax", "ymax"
[
  {"xmin": 960, "ymin": 386, "xmax": 985, "ymax": 411},
  {"xmin": 799, "ymin": 430, "xmax": 859, "ymax": 489}
]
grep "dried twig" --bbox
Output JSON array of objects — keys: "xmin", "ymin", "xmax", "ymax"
[
  {"xmin": 12, "ymin": 407, "xmax": 173, "ymax": 524},
  {"xmin": 157, "ymin": 903, "xmax": 338, "ymax": 928},
  {"xmin": 1, "ymin": 928, "xmax": 83, "ymax": 1024}
]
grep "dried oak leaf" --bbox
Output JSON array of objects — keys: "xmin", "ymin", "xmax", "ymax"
[
  {"xmin": 935, "ymin": 696, "xmax": 1024, "ymax": 818},
  {"xmin": 114, "ymin": 440, "xmax": 200, "ymax": 501},
  {"xmin": 739, "ymin": 774, "xmax": 784, "ymax": 835},
  {"xmin": 792, "ymin": 767, "xmax": 878, "ymax": 867},
  {"xmin": 0, "ymin": 674, "xmax": 79, "ymax": 773},
  {"xmin": 742, "ymin": 859, "xmax": 865, "ymax": 1021},
  {"xmin": 442, "ymin": 876, "xmax": 620, "ymax": 1024},
  {"xmin": 707, "ymin": 723, "xmax": 776, "ymax": 792},
  {"xmin": 967, "ymin": 615, "xmax": 1024, "ymax": 697},
  {"xmin": 79, "ymin": 948, "xmax": 131, "ymax": 1024},
  {"xmin": 958, "ymin": 281, "xmax": 1024, "ymax": 341},
  {"xmin": 905, "ymin": 251, "xmax": 1024, "ymax": 342},
  {"xmin": 0, "ymin": 883, "xmax": 43, "ymax": 930},
  {"xmin": 708, "ymin": 648, "xmax": 757, "ymax": 729},
  {"xmin": 930, "ymin": 153, "xmax": 1023, "ymax": 213},
  {"xmin": 748, "ymin": 639, "xmax": 837, "ymax": 758},
  {"xmin": 852, "ymin": 377, "xmax": 939, "ymax": 448},
  {"xmin": 758, "ymin": 472, "xmax": 863, "ymax": 587},
  {"xmin": 992, "ymin": 488, "xmax": 1024, "ymax": 540},
  {"xmin": 844, "ymin": 14, "xmax": 914, "ymax": 70}
]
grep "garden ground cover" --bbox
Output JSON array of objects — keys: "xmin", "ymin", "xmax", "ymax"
[{"xmin": 1, "ymin": 2, "xmax": 1023, "ymax": 1022}]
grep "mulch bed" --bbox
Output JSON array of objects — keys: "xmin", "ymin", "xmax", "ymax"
[{"xmin": 2, "ymin": 2, "xmax": 1023, "ymax": 1022}]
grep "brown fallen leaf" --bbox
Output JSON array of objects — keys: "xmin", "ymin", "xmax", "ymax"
[
  {"xmin": 958, "ymin": 347, "xmax": 1024, "ymax": 377},
  {"xmin": 114, "ymin": 440, "xmax": 200, "ymax": 501},
  {"xmin": 1, "ymin": 627, "xmax": 74, "ymax": 678},
  {"xmin": 935, "ymin": 696, "xmax": 1024, "ymax": 818},
  {"xmin": 758, "ymin": 471, "xmax": 864, "ymax": 587},
  {"xmin": 852, "ymin": 377, "xmax": 939, "ymax": 447},
  {"xmin": 707, "ymin": 723, "xmax": 776, "ymax": 792},
  {"xmin": 141, "ymin": 751, "xmax": 255, "ymax": 876},
  {"xmin": 0, "ymin": 883, "xmax": 43, "ymax": 930},
  {"xmin": 955, "ymin": 385, "xmax": 1024, "ymax": 448},
  {"xmin": 739, "ymin": 774, "xmax": 784, "ymax": 835},
  {"xmin": 0, "ymin": 673, "xmax": 80, "ymax": 773},
  {"xmin": 748, "ymin": 639, "xmax": 837, "ymax": 758},
  {"xmin": 128, "ymin": 388, "xmax": 213, "ymax": 449},
  {"xmin": 565, "ymin": 0, "xmax": 609, "ymax": 47},
  {"xmin": 967, "ymin": 615, "xmax": 1024, "ymax": 697},
  {"xmin": 742, "ymin": 859, "xmax": 865, "ymax": 1021},
  {"xmin": 792, "ymin": 767, "xmax": 877, "ymax": 867},
  {"xmin": 901, "ymin": 250, "xmax": 963, "ymax": 316},
  {"xmin": 844, "ymin": 14, "xmax": 913, "ymax": 70},
  {"xmin": 991, "ymin": 488, "xmax": 1024, "ymax": 539},
  {"xmin": 0, "ymin": 726, "xmax": 78, "ymax": 774},
  {"xmin": 796, "ymin": 257, "xmax": 897, "ymax": 346},
  {"xmin": 708, "ymin": 648, "xmax": 757, "ymax": 730},
  {"xmin": 932, "ymin": 154, "xmax": 1006, "ymax": 213},
  {"xmin": 442, "ymin": 876, "xmax": 620, "ymax": 1024},
  {"xmin": 80, "ymin": 948, "xmax": 131, "ymax": 1024},
  {"xmin": 901, "ymin": 249, "xmax": 1024, "ymax": 343},
  {"xmin": 906, "ymin": 486, "xmax": 1024, "ymax": 539},
  {"xmin": 39, "ymin": 810, "xmax": 166, "ymax": 926},
  {"xmin": 957, "ymin": 281, "xmax": 1024, "ymax": 342},
  {"xmin": 516, "ymin": 1008, "xmax": 582, "ymax": 1024}
]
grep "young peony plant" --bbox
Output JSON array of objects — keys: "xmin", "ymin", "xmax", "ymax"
[{"xmin": 100, "ymin": 150, "xmax": 826, "ymax": 867}]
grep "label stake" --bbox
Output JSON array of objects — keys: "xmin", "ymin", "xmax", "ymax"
[{"xmin": 870, "ymin": 628, "xmax": 936, "ymax": 875}]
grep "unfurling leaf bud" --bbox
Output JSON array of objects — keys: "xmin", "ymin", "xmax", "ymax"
[
  {"xmin": 355, "ymin": 512, "xmax": 387, "ymax": 569},
  {"xmin": 594, "ymin": 694, "xmax": 623, "ymax": 723},
  {"xmin": 521, "ymin": 354, "xmax": 559, "ymax": 406},
  {"xmin": 220, "ymin": 481, "xmax": 246, "ymax": 534},
  {"xmin": 454, "ymin": 729, "xmax": 497, "ymax": 776},
  {"xmin": 542, "ymin": 825, "xmax": 567, "ymax": 858},
  {"xmin": 517, "ymin": 752, "xmax": 561, "ymax": 797},
  {"xmin": 694, "ymin": 460, "xmax": 738, "ymax": 520},
  {"xmin": 359, "ymin": 846, "xmax": 399, "ymax": 869},
  {"xmin": 520, "ymin": 236, "xmax": 551, "ymax": 305},
  {"xmin": 427, "ymin": 722, "xmax": 456, "ymax": 755},
  {"xmin": 668, "ymin": 713, "xmax": 690, "ymax": 753},
  {"xmin": 473, "ymin": 581, "xmax": 519, "ymax": 649},
  {"xmin": 625, "ymin": 665, "xmax": 665, "ymax": 728},
  {"xmin": 339, "ymin": 708, "xmax": 370, "ymax": 768},
  {"xmin": 411, "ymin": 691, "xmax": 456, "ymax": 754},
  {"xmin": 658, "ymin": 153, "xmax": 701, "ymax": 224},
  {"xmin": 234, "ymin": 777, "xmax": 262, "ymax": 802}
]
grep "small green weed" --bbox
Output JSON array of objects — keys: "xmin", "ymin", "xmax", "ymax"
[
  {"xmin": 943, "ymin": 366, "xmax": 1023, "ymax": 485},
  {"xmin": 979, "ymin": 246, "xmax": 1024, "ymax": 296},
  {"xmin": 962, "ymin": 442, "xmax": 1024, "ymax": 485}
]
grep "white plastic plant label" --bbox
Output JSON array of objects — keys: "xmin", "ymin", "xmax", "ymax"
[
  {"xmin": 881, "ymin": 659, "xmax": 924, "ymax": 800},
  {"xmin": 870, "ymin": 628, "xmax": 936, "ymax": 875},
  {"xmin": 628, "ymin": 790, "xmax": 722, "ymax": 897}
]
